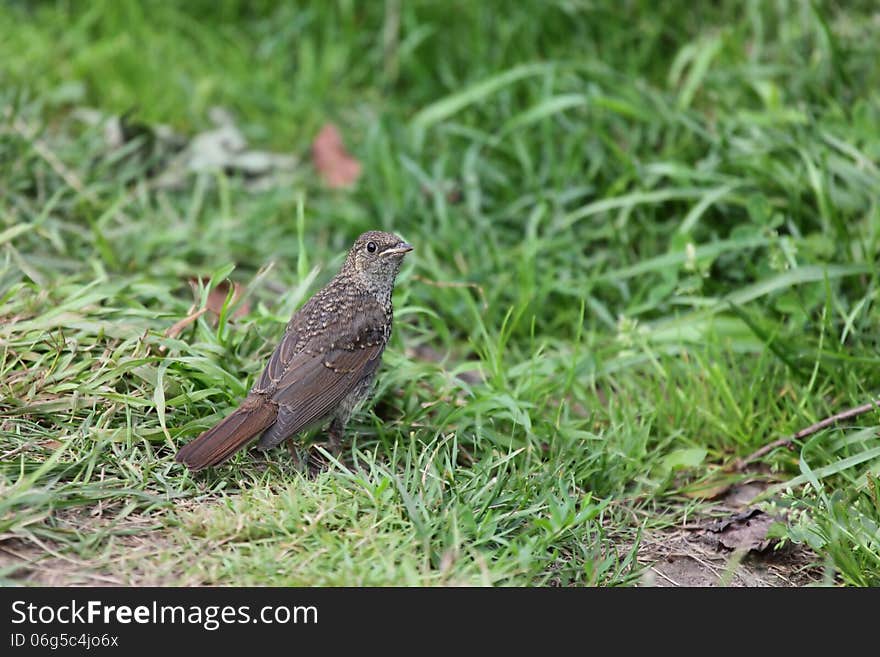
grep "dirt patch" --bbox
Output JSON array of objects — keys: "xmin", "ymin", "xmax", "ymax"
[
  {"xmin": 624, "ymin": 466, "xmax": 823, "ymax": 587},
  {"xmin": 637, "ymin": 527, "xmax": 820, "ymax": 587},
  {"xmin": 635, "ymin": 474, "xmax": 822, "ymax": 587}
]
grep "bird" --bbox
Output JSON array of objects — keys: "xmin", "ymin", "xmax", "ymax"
[{"xmin": 175, "ymin": 230, "xmax": 413, "ymax": 474}]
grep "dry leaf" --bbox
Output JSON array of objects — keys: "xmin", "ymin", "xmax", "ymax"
[
  {"xmin": 312, "ymin": 123, "xmax": 361, "ymax": 189},
  {"xmin": 208, "ymin": 281, "xmax": 249, "ymax": 318},
  {"xmin": 75, "ymin": 106, "xmax": 297, "ymax": 191},
  {"xmin": 703, "ymin": 508, "xmax": 779, "ymax": 553},
  {"xmin": 189, "ymin": 278, "xmax": 250, "ymax": 319}
]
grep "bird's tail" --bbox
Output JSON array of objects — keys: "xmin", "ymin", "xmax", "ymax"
[{"xmin": 175, "ymin": 394, "xmax": 278, "ymax": 471}]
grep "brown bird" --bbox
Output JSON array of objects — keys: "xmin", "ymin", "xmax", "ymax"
[{"xmin": 175, "ymin": 230, "xmax": 412, "ymax": 473}]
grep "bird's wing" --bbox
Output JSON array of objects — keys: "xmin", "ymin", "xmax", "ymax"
[
  {"xmin": 251, "ymin": 319, "xmax": 304, "ymax": 395},
  {"xmin": 255, "ymin": 297, "xmax": 388, "ymax": 447}
]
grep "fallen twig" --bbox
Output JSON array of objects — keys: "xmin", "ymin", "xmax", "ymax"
[
  {"xmin": 164, "ymin": 307, "xmax": 207, "ymax": 340},
  {"xmin": 738, "ymin": 399, "xmax": 880, "ymax": 469},
  {"xmin": 159, "ymin": 307, "xmax": 208, "ymax": 353}
]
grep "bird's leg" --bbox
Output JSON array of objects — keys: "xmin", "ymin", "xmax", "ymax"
[
  {"xmin": 306, "ymin": 417, "xmax": 345, "ymax": 477},
  {"xmin": 281, "ymin": 438, "xmax": 310, "ymax": 472}
]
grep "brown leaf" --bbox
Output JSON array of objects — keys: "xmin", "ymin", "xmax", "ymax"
[
  {"xmin": 312, "ymin": 123, "xmax": 361, "ymax": 189},
  {"xmin": 189, "ymin": 278, "xmax": 250, "ymax": 319},
  {"xmin": 703, "ymin": 508, "xmax": 778, "ymax": 553},
  {"xmin": 209, "ymin": 281, "xmax": 249, "ymax": 318}
]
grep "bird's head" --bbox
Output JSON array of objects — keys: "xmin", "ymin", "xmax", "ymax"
[{"xmin": 344, "ymin": 230, "xmax": 413, "ymax": 296}]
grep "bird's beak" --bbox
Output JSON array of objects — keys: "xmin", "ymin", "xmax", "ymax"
[{"xmin": 381, "ymin": 242, "xmax": 414, "ymax": 257}]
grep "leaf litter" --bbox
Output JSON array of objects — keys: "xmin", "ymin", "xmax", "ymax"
[
  {"xmin": 197, "ymin": 278, "xmax": 250, "ymax": 320},
  {"xmin": 74, "ymin": 106, "xmax": 298, "ymax": 190},
  {"xmin": 634, "ymin": 473, "xmax": 822, "ymax": 586},
  {"xmin": 162, "ymin": 279, "xmax": 250, "ymax": 347},
  {"xmin": 311, "ymin": 123, "xmax": 362, "ymax": 189}
]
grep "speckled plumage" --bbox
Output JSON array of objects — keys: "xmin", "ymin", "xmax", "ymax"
[{"xmin": 175, "ymin": 230, "xmax": 412, "ymax": 473}]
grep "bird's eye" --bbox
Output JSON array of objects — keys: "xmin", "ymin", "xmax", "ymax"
[{"xmin": 366, "ymin": 241, "xmax": 377, "ymax": 253}]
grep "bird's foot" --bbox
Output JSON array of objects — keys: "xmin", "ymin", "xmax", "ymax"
[
  {"xmin": 305, "ymin": 447, "xmax": 332, "ymax": 477},
  {"xmin": 283, "ymin": 440, "xmax": 319, "ymax": 475},
  {"xmin": 303, "ymin": 431, "xmax": 342, "ymax": 478}
]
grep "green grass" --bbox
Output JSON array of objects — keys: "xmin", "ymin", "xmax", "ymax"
[{"xmin": 1, "ymin": 0, "xmax": 879, "ymax": 586}]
